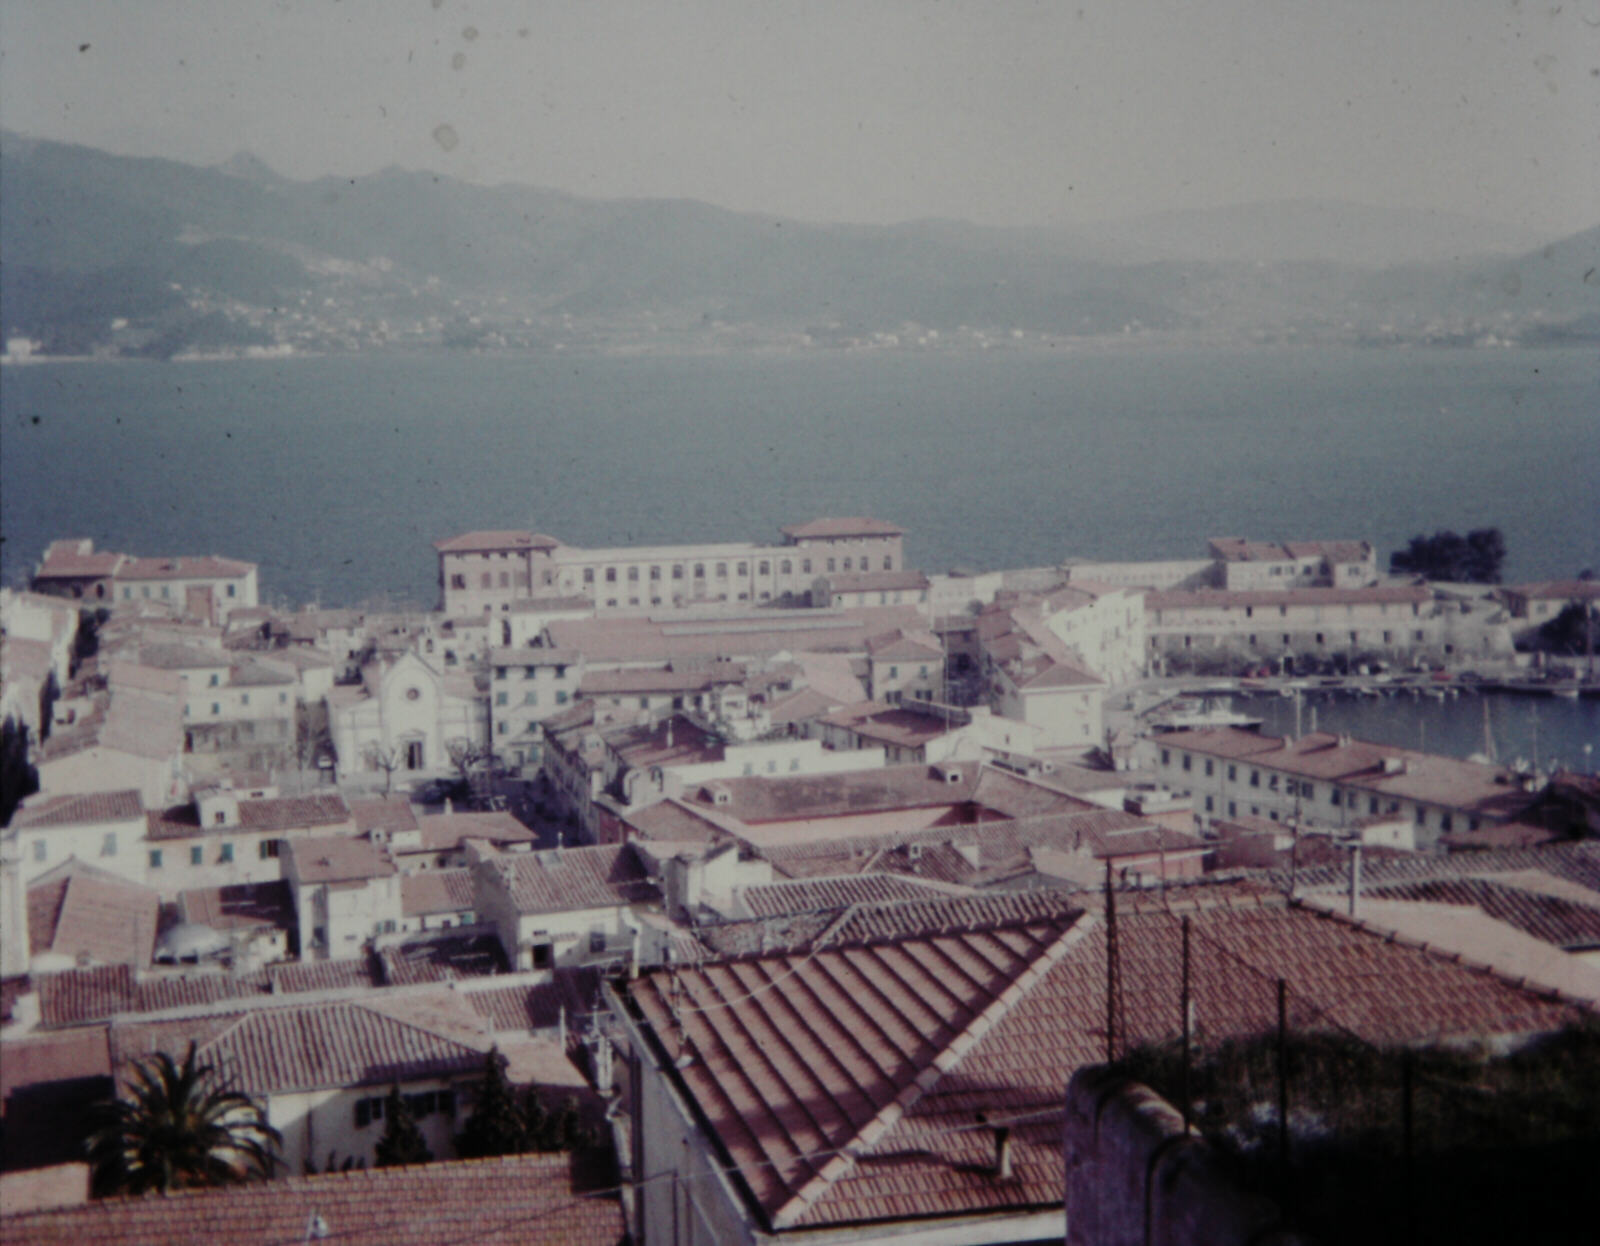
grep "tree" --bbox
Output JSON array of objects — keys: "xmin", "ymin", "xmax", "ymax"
[
  {"xmin": 1389, "ymin": 528, "xmax": 1506, "ymax": 584},
  {"xmin": 87, "ymin": 1041, "xmax": 280, "ymax": 1196},
  {"xmin": 364, "ymin": 743, "xmax": 400, "ymax": 797},
  {"xmin": 1536, "ymin": 601, "xmax": 1598, "ymax": 656},
  {"xmin": 295, "ymin": 701, "xmax": 334, "ymax": 785},
  {"xmin": 453, "ymin": 1047, "xmax": 528, "ymax": 1159},
  {"xmin": 374, "ymin": 1084, "xmax": 433, "ymax": 1168},
  {"xmin": 1, "ymin": 715, "xmax": 39, "ymax": 827}
]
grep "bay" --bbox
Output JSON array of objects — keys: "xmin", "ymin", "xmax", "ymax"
[{"xmin": 2, "ymin": 345, "xmax": 1596, "ymax": 610}]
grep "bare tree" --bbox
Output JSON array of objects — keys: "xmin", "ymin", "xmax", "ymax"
[{"xmin": 365, "ymin": 743, "xmax": 400, "ymax": 797}]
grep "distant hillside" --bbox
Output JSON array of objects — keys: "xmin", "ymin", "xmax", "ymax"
[{"xmin": 1, "ymin": 133, "xmax": 1594, "ymax": 357}]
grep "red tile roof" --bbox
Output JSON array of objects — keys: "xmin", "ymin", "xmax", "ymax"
[
  {"xmin": 1157, "ymin": 727, "xmax": 1538, "ymax": 821},
  {"xmin": 1208, "ymin": 537, "xmax": 1371, "ymax": 564},
  {"xmin": 739, "ymin": 874, "xmax": 960, "ymax": 918},
  {"xmin": 0, "ymin": 1152, "xmax": 626, "ymax": 1245},
  {"xmin": 578, "ymin": 661, "xmax": 746, "ymax": 695},
  {"xmin": 114, "ymin": 555, "xmax": 254, "ymax": 582},
  {"xmin": 283, "ymin": 834, "xmax": 397, "ymax": 883},
  {"xmin": 347, "ymin": 797, "xmax": 420, "ymax": 836},
  {"xmin": 433, "ymin": 530, "xmax": 562, "ymax": 553},
  {"xmin": 1360, "ymin": 876, "xmax": 1600, "ymax": 950},
  {"xmin": 486, "ymin": 846, "xmax": 657, "ymax": 915},
  {"xmin": 146, "ymin": 793, "xmax": 351, "ymax": 841},
  {"xmin": 400, "ymin": 869, "xmax": 477, "ymax": 917},
  {"xmin": 683, "ymin": 762, "xmax": 984, "ymax": 824},
  {"xmin": 26, "ymin": 865, "xmax": 159, "ymax": 967},
  {"xmin": 10, "ymin": 790, "xmax": 144, "ymax": 829},
  {"xmin": 1147, "ymin": 584, "xmax": 1429, "ymax": 610},
  {"xmin": 465, "ymin": 980, "xmax": 567, "ymax": 1033},
  {"xmin": 781, "ymin": 517, "xmax": 905, "ymax": 540},
  {"xmin": 34, "ymin": 540, "xmax": 124, "ymax": 580},
  {"xmin": 863, "ymin": 627, "xmax": 943, "ymax": 660},
  {"xmin": 622, "ymin": 894, "xmax": 1589, "ymax": 1232},
  {"xmin": 412, "ymin": 811, "xmax": 537, "ymax": 852},
  {"xmin": 108, "ymin": 993, "xmax": 489, "ymax": 1097},
  {"xmin": 178, "ymin": 880, "xmax": 294, "ymax": 933}
]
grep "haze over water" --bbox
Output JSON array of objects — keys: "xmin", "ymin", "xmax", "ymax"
[{"xmin": 3, "ymin": 345, "xmax": 1596, "ymax": 610}]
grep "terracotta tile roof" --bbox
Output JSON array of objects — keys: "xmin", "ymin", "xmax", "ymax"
[
  {"xmin": 283, "ymin": 834, "xmax": 397, "ymax": 883},
  {"xmin": 268, "ymin": 958, "xmax": 380, "ymax": 994},
  {"xmin": 487, "ymin": 845, "xmax": 658, "ymax": 915},
  {"xmin": 1159, "ymin": 727, "xmax": 1540, "ymax": 821},
  {"xmin": 26, "ymin": 865, "xmax": 159, "ymax": 967},
  {"xmin": 178, "ymin": 880, "xmax": 294, "ymax": 933},
  {"xmin": 1359, "ymin": 877, "xmax": 1600, "ymax": 950},
  {"xmin": 0, "ymin": 1026, "xmax": 112, "ymax": 1103},
  {"xmin": 114, "ymin": 554, "xmax": 254, "ymax": 582},
  {"xmin": 135, "ymin": 644, "xmax": 231, "ymax": 671},
  {"xmin": 863, "ymin": 627, "xmax": 943, "ymax": 660},
  {"xmin": 400, "ymin": 869, "xmax": 477, "ymax": 917},
  {"xmin": 622, "ymin": 894, "xmax": 1589, "ymax": 1233},
  {"xmin": 604, "ymin": 715, "xmax": 724, "ymax": 768},
  {"xmin": 0, "ymin": 1151, "xmax": 626, "ymax": 1245},
  {"xmin": 347, "ymin": 797, "xmax": 420, "ymax": 836},
  {"xmin": 768, "ymin": 686, "xmax": 850, "ymax": 728},
  {"xmin": 146, "ymin": 793, "xmax": 351, "ymax": 841},
  {"xmin": 619, "ymin": 799, "xmax": 733, "ymax": 844},
  {"xmin": 578, "ymin": 661, "xmax": 746, "ymax": 695},
  {"xmin": 739, "ymin": 874, "xmax": 961, "ymax": 918},
  {"xmin": 35, "ymin": 539, "xmax": 124, "ymax": 579},
  {"xmin": 465, "ymin": 980, "xmax": 567, "ymax": 1033},
  {"xmin": 1147, "ymin": 584, "xmax": 1429, "ymax": 609},
  {"xmin": 379, "ymin": 934, "xmax": 507, "ymax": 985},
  {"xmin": 10, "ymin": 790, "xmax": 144, "ymax": 829},
  {"xmin": 817, "ymin": 704, "xmax": 952, "ymax": 749},
  {"xmin": 546, "ymin": 606, "xmax": 926, "ymax": 665},
  {"xmin": 682, "ymin": 762, "xmax": 983, "ymax": 825},
  {"xmin": 433, "ymin": 529, "xmax": 562, "ymax": 553},
  {"xmin": 781, "ymin": 517, "xmax": 905, "ymax": 539},
  {"xmin": 414, "ymin": 811, "xmax": 538, "ymax": 852},
  {"xmin": 105, "ymin": 660, "xmax": 185, "ymax": 696},
  {"xmin": 108, "ymin": 993, "xmax": 489, "ymax": 1097}
]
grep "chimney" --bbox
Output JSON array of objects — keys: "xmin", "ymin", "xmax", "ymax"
[{"xmin": 993, "ymin": 1126, "xmax": 1013, "ymax": 1181}]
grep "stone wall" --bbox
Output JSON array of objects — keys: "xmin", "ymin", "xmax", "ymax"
[{"xmin": 1064, "ymin": 1067, "xmax": 1310, "ymax": 1246}]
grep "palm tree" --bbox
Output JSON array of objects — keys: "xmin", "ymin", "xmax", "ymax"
[{"xmin": 88, "ymin": 1041, "xmax": 281, "ymax": 1196}]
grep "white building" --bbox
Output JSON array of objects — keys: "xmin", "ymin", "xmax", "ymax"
[{"xmin": 329, "ymin": 650, "xmax": 487, "ymax": 781}]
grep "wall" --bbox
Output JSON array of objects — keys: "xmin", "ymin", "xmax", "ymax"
[
  {"xmin": 8, "ymin": 812, "xmax": 150, "ymax": 887},
  {"xmin": 1064, "ymin": 1068, "xmax": 1306, "ymax": 1246}
]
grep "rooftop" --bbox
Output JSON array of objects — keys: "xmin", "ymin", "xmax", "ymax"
[
  {"xmin": 9, "ymin": 790, "xmax": 144, "ymax": 830},
  {"xmin": 781, "ymin": 517, "xmax": 905, "ymax": 540},
  {"xmin": 433, "ymin": 530, "xmax": 562, "ymax": 554},
  {"xmin": 146, "ymin": 793, "xmax": 352, "ymax": 841},
  {"xmin": 621, "ymin": 892, "xmax": 1589, "ymax": 1233},
  {"xmin": 0, "ymin": 1151, "xmax": 624, "ymax": 1245},
  {"xmin": 483, "ymin": 845, "xmax": 658, "ymax": 915},
  {"xmin": 283, "ymin": 834, "xmax": 397, "ymax": 883}
]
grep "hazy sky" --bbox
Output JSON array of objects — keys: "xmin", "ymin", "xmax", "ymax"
[{"xmin": 2, "ymin": 0, "xmax": 1596, "ymax": 236}]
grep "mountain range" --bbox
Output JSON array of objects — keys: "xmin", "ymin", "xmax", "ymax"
[{"xmin": 2, "ymin": 132, "xmax": 1596, "ymax": 358}]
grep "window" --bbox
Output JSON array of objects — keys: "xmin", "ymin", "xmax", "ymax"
[
  {"xmin": 1249, "ymin": 769, "xmax": 1260, "ymax": 788},
  {"xmin": 480, "ymin": 572, "xmax": 492, "ymax": 589},
  {"xmin": 523, "ymin": 690, "xmax": 538, "ymax": 706},
  {"xmin": 1204, "ymin": 759, "xmax": 1214, "ymax": 776},
  {"xmin": 888, "ymin": 665, "xmax": 899, "ymax": 679},
  {"xmin": 842, "ymin": 557, "xmax": 853, "ymax": 571},
  {"xmin": 583, "ymin": 568, "xmax": 595, "ymax": 583},
  {"xmin": 499, "ymin": 571, "xmax": 510, "ymax": 588},
  {"xmin": 715, "ymin": 562, "xmax": 727, "ymax": 578},
  {"xmin": 209, "ymin": 673, "xmax": 220, "ymax": 687},
  {"xmin": 649, "ymin": 565, "xmax": 661, "ymax": 580},
  {"xmin": 211, "ymin": 702, "xmax": 221, "ymax": 715},
  {"xmin": 33, "ymin": 839, "xmax": 47, "ymax": 862},
  {"xmin": 801, "ymin": 559, "xmax": 812, "ymax": 574},
  {"xmin": 451, "ymin": 573, "xmax": 466, "ymax": 590},
  {"xmin": 1227, "ymin": 801, "xmax": 1237, "ymax": 817},
  {"xmin": 605, "ymin": 567, "xmax": 617, "ymax": 583},
  {"xmin": 1161, "ymin": 749, "xmax": 1171, "ymax": 766},
  {"xmin": 827, "ymin": 558, "xmax": 836, "ymax": 573},
  {"xmin": 259, "ymin": 839, "xmax": 280, "ymax": 859},
  {"xmin": 241, "ymin": 693, "xmax": 250, "ymax": 707},
  {"xmin": 219, "ymin": 843, "xmax": 233, "ymax": 864},
  {"xmin": 1204, "ymin": 795, "xmax": 1214, "ymax": 812},
  {"xmin": 149, "ymin": 848, "xmax": 164, "ymax": 869},
  {"xmin": 737, "ymin": 562, "xmax": 747, "ymax": 575},
  {"xmin": 101, "ymin": 832, "xmax": 117, "ymax": 857},
  {"xmin": 497, "ymin": 722, "xmax": 508, "ymax": 735},
  {"xmin": 640, "ymin": 697, "xmax": 650, "ymax": 709},
  {"xmin": 758, "ymin": 561, "xmax": 769, "ymax": 575},
  {"xmin": 190, "ymin": 845, "xmax": 203, "ymax": 866},
  {"xmin": 213, "ymin": 811, "xmax": 228, "ymax": 826},
  {"xmin": 628, "ymin": 566, "xmax": 639, "ymax": 581},
  {"xmin": 694, "ymin": 563, "xmax": 705, "ymax": 578},
  {"xmin": 1182, "ymin": 754, "xmax": 1192, "ymax": 772},
  {"xmin": 555, "ymin": 690, "xmax": 568, "ymax": 704},
  {"xmin": 883, "ymin": 556, "xmax": 893, "ymax": 570},
  {"xmin": 1227, "ymin": 764, "xmax": 1237, "ymax": 781},
  {"xmin": 496, "ymin": 691, "xmax": 509, "ymax": 706},
  {"xmin": 279, "ymin": 692, "xmax": 288, "ymax": 704}
]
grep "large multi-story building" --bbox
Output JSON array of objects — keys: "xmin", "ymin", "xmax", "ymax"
[
  {"xmin": 31, "ymin": 539, "xmax": 258, "ymax": 624},
  {"xmin": 434, "ymin": 517, "xmax": 906, "ymax": 616}
]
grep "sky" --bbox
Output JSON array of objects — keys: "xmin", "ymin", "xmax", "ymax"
[{"xmin": 1, "ymin": 0, "xmax": 1596, "ymax": 238}]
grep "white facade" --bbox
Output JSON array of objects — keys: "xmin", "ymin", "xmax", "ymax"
[{"xmin": 330, "ymin": 651, "xmax": 487, "ymax": 780}]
